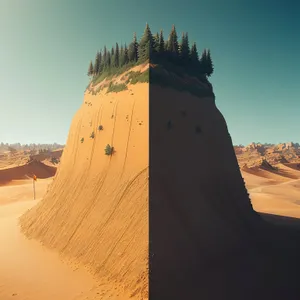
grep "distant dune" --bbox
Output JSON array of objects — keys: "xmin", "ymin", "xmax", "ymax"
[
  {"xmin": 0, "ymin": 149, "xmax": 62, "ymax": 170},
  {"xmin": 0, "ymin": 160, "xmax": 56, "ymax": 186}
]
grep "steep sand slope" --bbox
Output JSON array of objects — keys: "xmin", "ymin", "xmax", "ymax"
[
  {"xmin": 149, "ymin": 86, "xmax": 264, "ymax": 296},
  {"xmin": 0, "ymin": 161, "xmax": 57, "ymax": 186},
  {"xmin": 20, "ymin": 83, "xmax": 148, "ymax": 299}
]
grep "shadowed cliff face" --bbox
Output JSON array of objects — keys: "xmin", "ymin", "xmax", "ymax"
[
  {"xmin": 149, "ymin": 85, "xmax": 265, "ymax": 298},
  {"xmin": 149, "ymin": 86, "xmax": 258, "ymax": 251},
  {"xmin": 149, "ymin": 85, "xmax": 300, "ymax": 300}
]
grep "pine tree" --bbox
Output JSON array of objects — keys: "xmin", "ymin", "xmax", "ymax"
[
  {"xmin": 167, "ymin": 25, "xmax": 179, "ymax": 59},
  {"xmin": 179, "ymin": 32, "xmax": 190, "ymax": 65},
  {"xmin": 107, "ymin": 50, "xmax": 111, "ymax": 68},
  {"xmin": 158, "ymin": 29, "xmax": 165, "ymax": 54},
  {"xmin": 200, "ymin": 49, "xmax": 214, "ymax": 77},
  {"xmin": 102, "ymin": 46, "xmax": 108, "ymax": 70},
  {"xmin": 110, "ymin": 46, "xmax": 115, "ymax": 67},
  {"xmin": 153, "ymin": 32, "xmax": 160, "ymax": 52},
  {"xmin": 114, "ymin": 43, "xmax": 120, "ymax": 67},
  {"xmin": 120, "ymin": 44, "xmax": 125, "ymax": 67},
  {"xmin": 206, "ymin": 49, "xmax": 214, "ymax": 76},
  {"xmin": 98, "ymin": 51, "xmax": 103, "ymax": 74},
  {"xmin": 138, "ymin": 23, "xmax": 154, "ymax": 61},
  {"xmin": 179, "ymin": 33, "xmax": 183, "ymax": 55},
  {"xmin": 190, "ymin": 42, "xmax": 199, "ymax": 63},
  {"xmin": 164, "ymin": 40, "xmax": 168, "ymax": 52},
  {"xmin": 87, "ymin": 61, "xmax": 94, "ymax": 76},
  {"xmin": 94, "ymin": 51, "xmax": 100, "ymax": 74},
  {"xmin": 124, "ymin": 43, "xmax": 129, "ymax": 65},
  {"xmin": 128, "ymin": 32, "xmax": 138, "ymax": 62},
  {"xmin": 119, "ymin": 43, "xmax": 129, "ymax": 67},
  {"xmin": 199, "ymin": 49, "xmax": 207, "ymax": 73}
]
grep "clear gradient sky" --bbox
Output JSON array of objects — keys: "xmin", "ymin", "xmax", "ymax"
[{"xmin": 0, "ymin": 0, "xmax": 299, "ymax": 145}]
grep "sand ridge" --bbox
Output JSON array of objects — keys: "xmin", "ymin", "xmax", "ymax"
[{"xmin": 0, "ymin": 160, "xmax": 57, "ymax": 186}]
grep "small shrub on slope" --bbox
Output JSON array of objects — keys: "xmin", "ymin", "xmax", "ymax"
[
  {"xmin": 105, "ymin": 144, "xmax": 114, "ymax": 156},
  {"xmin": 90, "ymin": 132, "xmax": 95, "ymax": 139},
  {"xmin": 98, "ymin": 125, "xmax": 103, "ymax": 131},
  {"xmin": 81, "ymin": 137, "xmax": 84, "ymax": 143}
]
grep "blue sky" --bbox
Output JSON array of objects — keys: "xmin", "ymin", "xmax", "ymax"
[{"xmin": 0, "ymin": 0, "xmax": 298, "ymax": 145}]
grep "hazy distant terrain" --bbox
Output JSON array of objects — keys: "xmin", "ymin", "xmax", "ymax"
[
  {"xmin": 0, "ymin": 144, "xmax": 63, "ymax": 184},
  {"xmin": 0, "ymin": 142, "xmax": 64, "ymax": 154},
  {"xmin": 235, "ymin": 142, "xmax": 300, "ymax": 168}
]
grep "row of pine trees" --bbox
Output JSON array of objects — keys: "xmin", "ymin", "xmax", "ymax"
[{"xmin": 87, "ymin": 24, "xmax": 214, "ymax": 79}]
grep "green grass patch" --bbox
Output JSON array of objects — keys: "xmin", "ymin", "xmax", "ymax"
[
  {"xmin": 106, "ymin": 82, "xmax": 128, "ymax": 93},
  {"xmin": 91, "ymin": 61, "xmax": 137, "ymax": 86},
  {"xmin": 126, "ymin": 71, "xmax": 149, "ymax": 84}
]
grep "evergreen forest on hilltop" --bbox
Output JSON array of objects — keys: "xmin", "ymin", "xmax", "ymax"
[{"xmin": 87, "ymin": 24, "xmax": 214, "ymax": 86}]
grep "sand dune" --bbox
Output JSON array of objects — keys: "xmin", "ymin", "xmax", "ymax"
[
  {"xmin": 285, "ymin": 162, "xmax": 300, "ymax": 169},
  {"xmin": 241, "ymin": 161, "xmax": 300, "ymax": 218},
  {"xmin": 30, "ymin": 149, "xmax": 63, "ymax": 163},
  {"xmin": 242, "ymin": 165, "xmax": 291, "ymax": 182},
  {"xmin": 250, "ymin": 178, "xmax": 300, "ymax": 218},
  {"xmin": 0, "ymin": 161, "xmax": 56, "ymax": 186},
  {"xmin": 241, "ymin": 170, "xmax": 277, "ymax": 189},
  {"xmin": 275, "ymin": 163, "xmax": 300, "ymax": 178},
  {"xmin": 20, "ymin": 82, "xmax": 149, "ymax": 299},
  {"xmin": 0, "ymin": 149, "xmax": 62, "ymax": 171}
]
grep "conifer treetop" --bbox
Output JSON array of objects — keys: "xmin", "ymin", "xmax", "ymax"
[{"xmin": 87, "ymin": 24, "xmax": 214, "ymax": 82}]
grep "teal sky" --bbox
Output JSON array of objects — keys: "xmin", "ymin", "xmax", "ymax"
[{"xmin": 0, "ymin": 0, "xmax": 298, "ymax": 145}]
